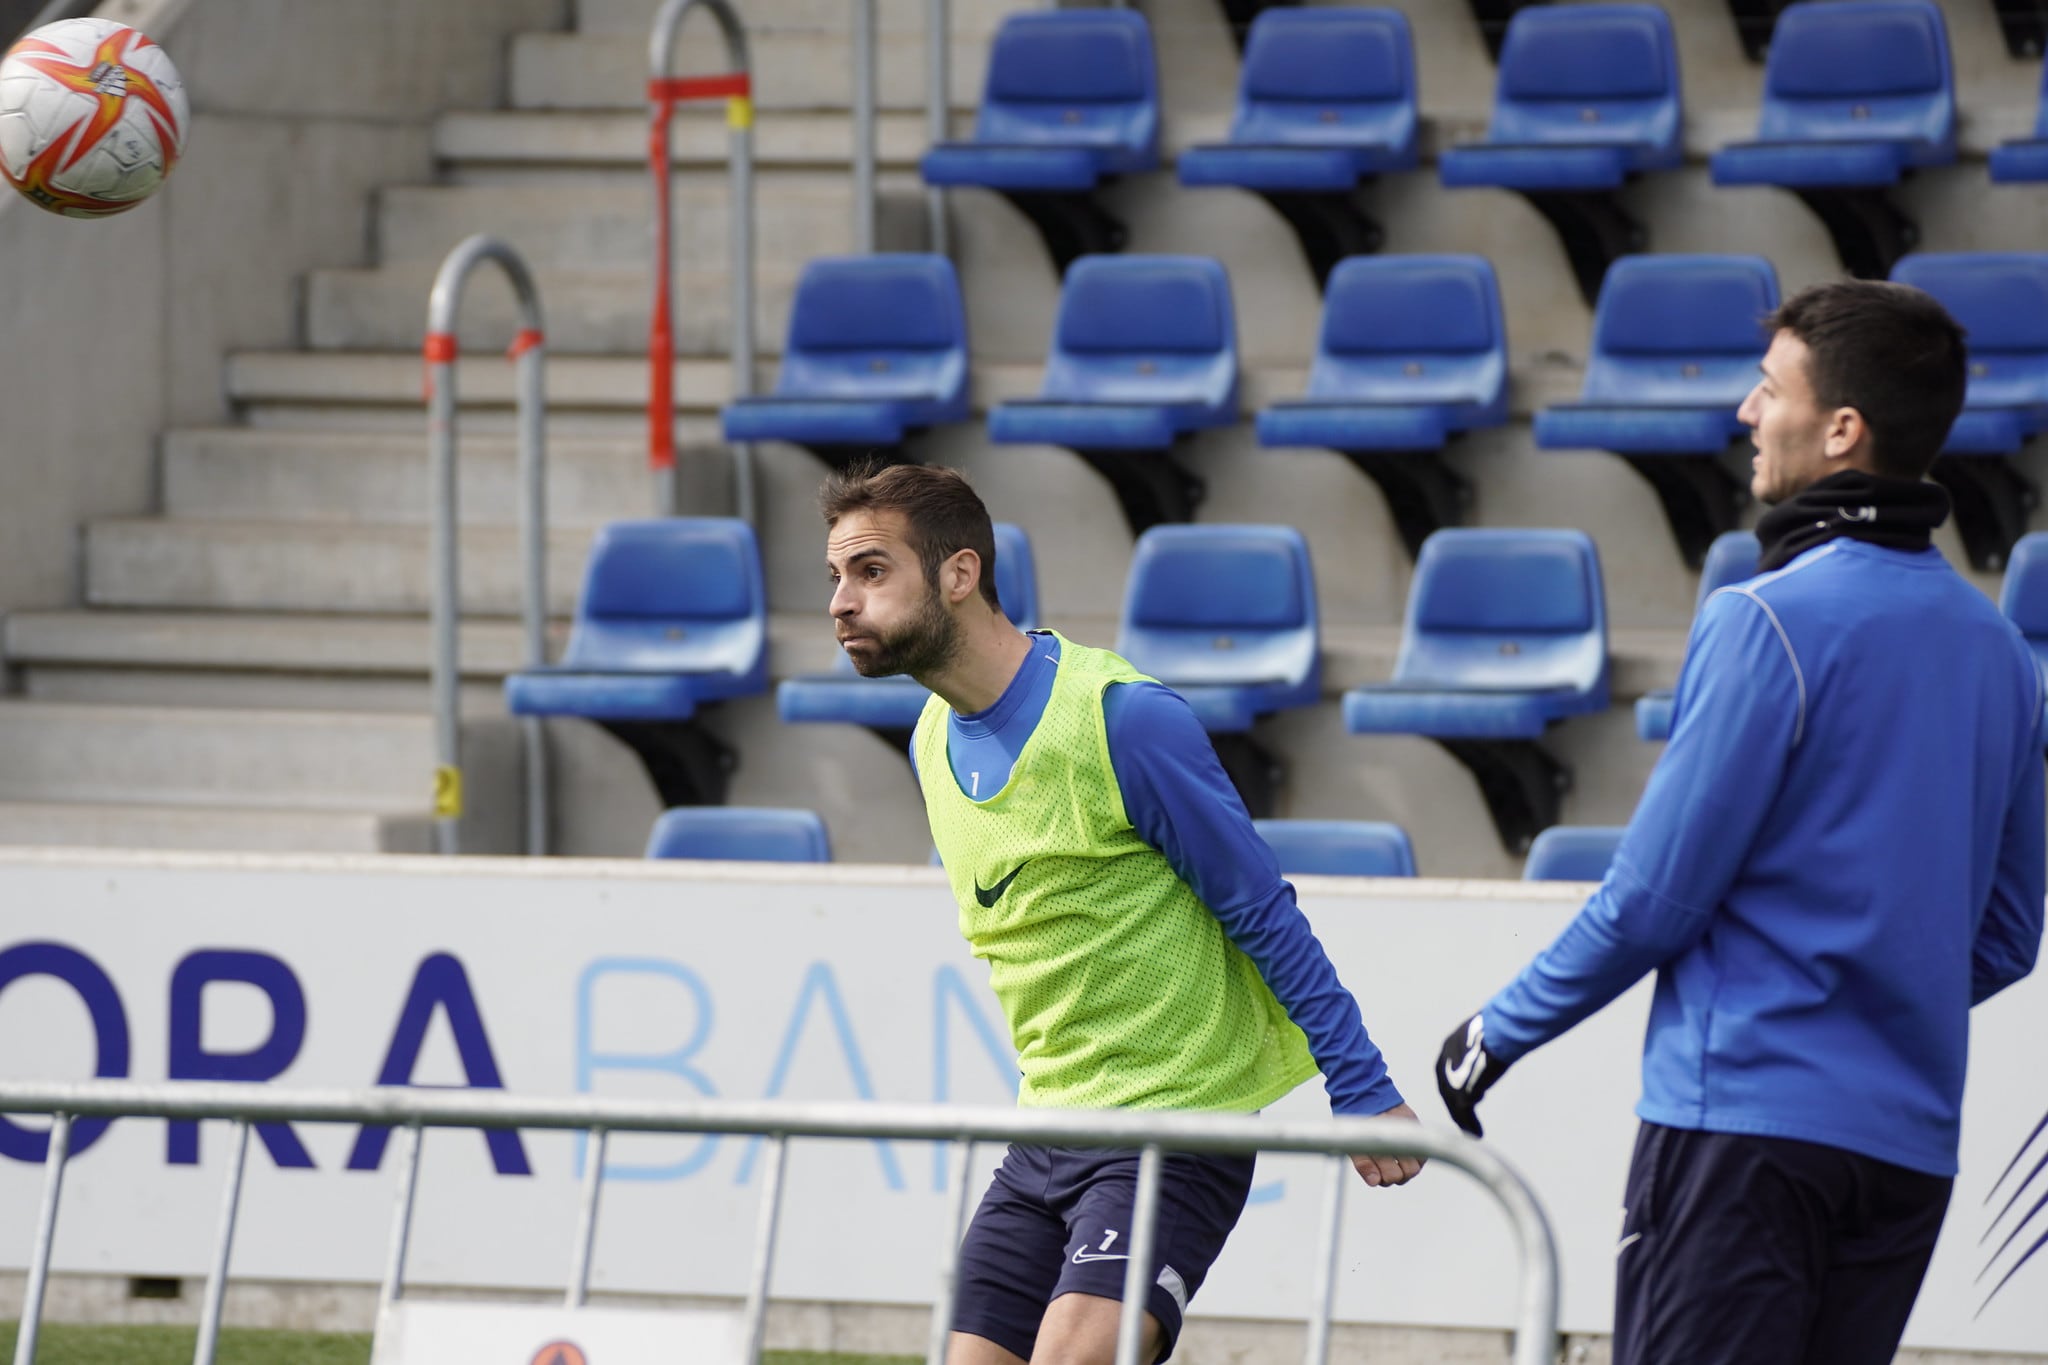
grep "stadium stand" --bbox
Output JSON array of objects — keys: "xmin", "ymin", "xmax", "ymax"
[
  {"xmin": 7, "ymin": 0, "xmax": 2045, "ymax": 879},
  {"xmin": 1116, "ymin": 524, "xmax": 1319, "ymax": 818},
  {"xmin": 1523, "ymin": 824, "xmax": 1626, "ymax": 881},
  {"xmin": 1709, "ymin": 0, "xmax": 1956, "ymax": 281},
  {"xmin": 645, "ymin": 805, "xmax": 832, "ymax": 862},
  {"xmin": 719, "ymin": 254, "xmax": 970, "ymax": 471},
  {"xmin": 988, "ymin": 255, "xmax": 1238, "ymax": 536},
  {"xmin": 1252, "ymin": 818, "xmax": 1417, "ymax": 877},
  {"xmin": 1255, "ymin": 254, "xmax": 1506, "ymax": 560},
  {"xmin": 1888, "ymin": 252, "xmax": 2048, "ymax": 572},
  {"xmin": 1989, "ymin": 58, "xmax": 2048, "ymax": 181},
  {"xmin": 1437, "ymin": 4, "xmax": 1681, "ymax": 307},
  {"xmin": 505, "ymin": 518, "xmax": 767, "ymax": 809},
  {"xmin": 1176, "ymin": 8, "xmax": 1419, "ymax": 289},
  {"xmin": 1343, "ymin": 529, "xmax": 1609, "ymax": 854},
  {"xmin": 1634, "ymin": 529, "xmax": 1761, "ymax": 742},
  {"xmin": 1533, "ymin": 254, "xmax": 1779, "ymax": 568},
  {"xmin": 920, "ymin": 8, "xmax": 1159, "ymax": 273},
  {"xmin": 776, "ymin": 522, "xmax": 1040, "ymax": 752}
]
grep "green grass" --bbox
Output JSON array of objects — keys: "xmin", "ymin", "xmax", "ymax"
[{"xmin": 0, "ymin": 1323, "xmax": 917, "ymax": 1365}]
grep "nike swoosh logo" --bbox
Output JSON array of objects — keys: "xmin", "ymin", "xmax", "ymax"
[
  {"xmin": 1443, "ymin": 1017, "xmax": 1485, "ymax": 1090},
  {"xmin": 1616, "ymin": 1232, "xmax": 1642, "ymax": 1255},
  {"xmin": 1072, "ymin": 1249, "xmax": 1129, "ymax": 1264},
  {"xmin": 974, "ymin": 863, "xmax": 1028, "ymax": 908}
]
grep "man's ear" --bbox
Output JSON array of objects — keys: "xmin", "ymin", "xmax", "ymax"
[
  {"xmin": 942, "ymin": 548, "xmax": 983, "ymax": 606},
  {"xmin": 1824, "ymin": 406, "xmax": 1870, "ymax": 464}
]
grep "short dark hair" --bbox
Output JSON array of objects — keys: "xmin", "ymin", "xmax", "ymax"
[
  {"xmin": 1766, "ymin": 280, "xmax": 1968, "ymax": 480},
  {"xmin": 819, "ymin": 463, "xmax": 1002, "ymax": 610}
]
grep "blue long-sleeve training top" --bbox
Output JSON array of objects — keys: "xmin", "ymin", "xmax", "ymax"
[
  {"xmin": 1483, "ymin": 541, "xmax": 2045, "ymax": 1176},
  {"xmin": 922, "ymin": 631, "xmax": 1403, "ymax": 1116}
]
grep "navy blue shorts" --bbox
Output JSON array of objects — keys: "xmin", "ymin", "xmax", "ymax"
[
  {"xmin": 950, "ymin": 1143, "xmax": 1256, "ymax": 1362},
  {"xmin": 1614, "ymin": 1122, "xmax": 1952, "ymax": 1365}
]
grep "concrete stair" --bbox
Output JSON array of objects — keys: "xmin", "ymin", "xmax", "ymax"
[
  {"xmin": 0, "ymin": 802, "xmax": 434, "ymax": 854},
  {"xmin": 0, "ymin": 700, "xmax": 521, "ymax": 850}
]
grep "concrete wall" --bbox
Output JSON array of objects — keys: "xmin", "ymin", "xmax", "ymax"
[{"xmin": 0, "ymin": 0, "xmax": 568, "ymax": 613}]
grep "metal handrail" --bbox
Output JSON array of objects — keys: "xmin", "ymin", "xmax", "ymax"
[
  {"xmin": 648, "ymin": 0, "xmax": 756, "ymax": 523},
  {"xmin": 423, "ymin": 234, "xmax": 551, "ymax": 857},
  {"xmin": 853, "ymin": 0, "xmax": 877, "ymax": 254},
  {"xmin": 0, "ymin": 1081, "xmax": 1561, "ymax": 1365},
  {"xmin": 925, "ymin": 0, "xmax": 950, "ymax": 256}
]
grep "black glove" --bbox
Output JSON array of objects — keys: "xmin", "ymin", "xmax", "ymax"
[{"xmin": 1435, "ymin": 1012, "xmax": 1509, "ymax": 1138}]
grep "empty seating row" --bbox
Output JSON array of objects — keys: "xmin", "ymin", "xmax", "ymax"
[
  {"xmin": 928, "ymin": 4, "xmax": 2048, "ymax": 297},
  {"xmin": 724, "ymin": 249, "xmax": 2048, "ymax": 572},
  {"xmin": 508, "ymin": 511, "xmax": 2048, "ymax": 864},
  {"xmin": 645, "ymin": 801, "xmax": 1629, "ymax": 883}
]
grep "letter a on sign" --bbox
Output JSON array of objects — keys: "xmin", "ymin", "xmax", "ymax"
[{"xmin": 531, "ymin": 1344, "xmax": 586, "ymax": 1365}]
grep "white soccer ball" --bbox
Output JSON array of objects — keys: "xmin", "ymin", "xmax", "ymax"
[{"xmin": 0, "ymin": 18, "xmax": 188, "ymax": 218}]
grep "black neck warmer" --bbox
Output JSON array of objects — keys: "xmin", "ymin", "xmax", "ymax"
[{"xmin": 1753, "ymin": 470, "xmax": 1951, "ymax": 573}]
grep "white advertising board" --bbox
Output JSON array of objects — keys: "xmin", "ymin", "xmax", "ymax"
[{"xmin": 0, "ymin": 849, "xmax": 2041, "ymax": 1353}]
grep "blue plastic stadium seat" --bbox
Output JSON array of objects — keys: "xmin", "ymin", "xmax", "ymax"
[
  {"xmin": 1176, "ymin": 8, "xmax": 1418, "ymax": 286},
  {"xmin": 1635, "ymin": 530, "xmax": 1761, "ymax": 741},
  {"xmin": 505, "ymin": 519, "xmax": 767, "ymax": 806},
  {"xmin": 720, "ymin": 255, "xmax": 969, "ymax": 459},
  {"xmin": 1990, "ymin": 61, "xmax": 2048, "ymax": 183},
  {"xmin": 1709, "ymin": 1, "xmax": 1954, "ymax": 278},
  {"xmin": 646, "ymin": 807, "xmax": 832, "ymax": 863},
  {"xmin": 1344, "ymin": 528, "xmax": 1609, "ymax": 852},
  {"xmin": 989, "ymin": 256, "xmax": 1238, "ymax": 534},
  {"xmin": 777, "ymin": 523, "xmax": 1039, "ymax": 735},
  {"xmin": 920, "ymin": 10, "xmax": 1159, "ymax": 271},
  {"xmin": 1438, "ymin": 5, "xmax": 1681, "ymax": 304},
  {"xmin": 1252, "ymin": 819, "xmax": 1416, "ymax": 878},
  {"xmin": 1256, "ymin": 256, "xmax": 1507, "ymax": 558},
  {"xmin": 1888, "ymin": 253, "xmax": 2048, "ymax": 573},
  {"xmin": 1999, "ymin": 532, "xmax": 2048, "ymax": 738},
  {"xmin": 1534, "ymin": 255, "xmax": 1779, "ymax": 567},
  {"xmin": 1524, "ymin": 825, "xmax": 1626, "ymax": 882},
  {"xmin": 1117, "ymin": 525, "xmax": 1319, "ymax": 734},
  {"xmin": 1116, "ymin": 524, "xmax": 1318, "ymax": 819}
]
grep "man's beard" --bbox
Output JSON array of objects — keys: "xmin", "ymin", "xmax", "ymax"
[{"xmin": 846, "ymin": 583, "xmax": 961, "ymax": 679}]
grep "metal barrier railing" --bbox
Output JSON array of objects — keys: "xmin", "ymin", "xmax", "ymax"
[
  {"xmin": 925, "ymin": 0, "xmax": 950, "ymax": 256},
  {"xmin": 422, "ymin": 234, "xmax": 551, "ymax": 858},
  {"xmin": 648, "ymin": 0, "xmax": 756, "ymax": 523},
  {"xmin": 0, "ymin": 1081, "xmax": 1560, "ymax": 1365},
  {"xmin": 853, "ymin": 0, "xmax": 877, "ymax": 254}
]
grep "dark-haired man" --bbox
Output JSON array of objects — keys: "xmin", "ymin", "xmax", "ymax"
[
  {"xmin": 1436, "ymin": 279, "xmax": 2045, "ymax": 1365},
  {"xmin": 818, "ymin": 463, "xmax": 1419, "ymax": 1365}
]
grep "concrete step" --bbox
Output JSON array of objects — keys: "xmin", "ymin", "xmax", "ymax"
[
  {"xmin": 84, "ymin": 519, "xmax": 598, "ymax": 617},
  {"xmin": 221, "ymin": 347, "xmax": 1584, "ymax": 422},
  {"xmin": 435, "ymin": 109, "xmax": 942, "ymax": 175},
  {"xmin": 5, "ymin": 609, "xmax": 558, "ymax": 680},
  {"xmin": 307, "ymin": 264, "xmax": 808, "ymax": 357},
  {"xmin": 0, "ymin": 700, "xmax": 517, "ymax": 820},
  {"xmin": 510, "ymin": 31, "xmax": 987, "ymax": 112},
  {"xmin": 371, "ymin": 177, "xmax": 926, "ymax": 268},
  {"xmin": 574, "ymin": 0, "xmax": 1032, "ymax": 38},
  {"xmin": 0, "ymin": 801, "xmax": 433, "ymax": 854},
  {"xmin": 222, "ymin": 349, "xmax": 1060, "ymax": 416},
  {"xmin": 6, "ymin": 597, "xmax": 1690, "ymax": 704},
  {"xmin": 161, "ymin": 428, "xmax": 649, "ymax": 527}
]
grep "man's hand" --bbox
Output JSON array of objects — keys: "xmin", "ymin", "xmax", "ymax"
[
  {"xmin": 1351, "ymin": 1101, "xmax": 1425, "ymax": 1188},
  {"xmin": 1435, "ymin": 1012, "xmax": 1509, "ymax": 1138}
]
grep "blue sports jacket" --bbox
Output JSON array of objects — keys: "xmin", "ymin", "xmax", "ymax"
[{"xmin": 1483, "ymin": 541, "xmax": 2045, "ymax": 1176}]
